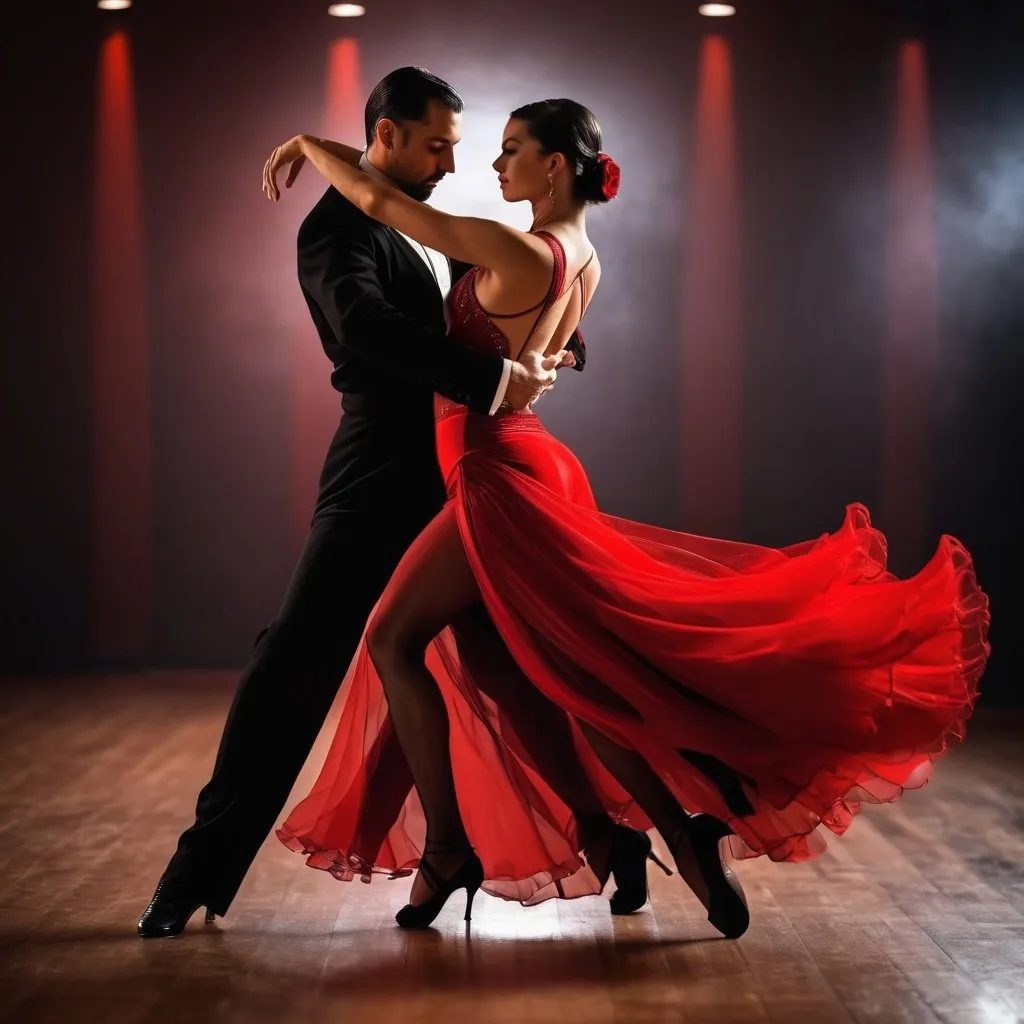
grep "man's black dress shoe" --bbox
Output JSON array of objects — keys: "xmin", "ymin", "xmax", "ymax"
[{"xmin": 137, "ymin": 882, "xmax": 217, "ymax": 938}]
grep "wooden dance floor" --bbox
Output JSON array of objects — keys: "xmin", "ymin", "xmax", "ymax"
[{"xmin": 1, "ymin": 673, "xmax": 1022, "ymax": 1024}]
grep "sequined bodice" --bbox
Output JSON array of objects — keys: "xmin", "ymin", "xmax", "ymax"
[
  {"xmin": 433, "ymin": 231, "xmax": 567, "ymax": 423},
  {"xmin": 448, "ymin": 267, "xmax": 518, "ymax": 360}
]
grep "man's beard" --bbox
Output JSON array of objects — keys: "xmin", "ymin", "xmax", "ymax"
[{"xmin": 402, "ymin": 176, "xmax": 444, "ymax": 202}]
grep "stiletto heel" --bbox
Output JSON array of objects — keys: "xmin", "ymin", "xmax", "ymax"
[
  {"xmin": 670, "ymin": 814, "xmax": 750, "ymax": 939},
  {"xmin": 464, "ymin": 883, "xmax": 480, "ymax": 922},
  {"xmin": 648, "ymin": 850, "xmax": 673, "ymax": 876},
  {"xmin": 608, "ymin": 825, "xmax": 673, "ymax": 916},
  {"xmin": 395, "ymin": 841, "xmax": 485, "ymax": 930}
]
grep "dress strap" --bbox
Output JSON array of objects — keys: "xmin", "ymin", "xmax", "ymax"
[
  {"xmin": 508, "ymin": 232, "xmax": 594, "ymax": 362},
  {"xmin": 484, "ymin": 293, "xmax": 548, "ymax": 320},
  {"xmin": 477, "ymin": 231, "xmax": 564, "ymax": 320},
  {"xmin": 534, "ymin": 231, "xmax": 569, "ymax": 299},
  {"xmin": 538, "ymin": 231, "xmax": 595, "ymax": 302}
]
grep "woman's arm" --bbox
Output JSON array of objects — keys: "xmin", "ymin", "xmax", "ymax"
[
  {"xmin": 310, "ymin": 137, "xmax": 363, "ymax": 167},
  {"xmin": 300, "ymin": 205, "xmax": 507, "ymax": 414},
  {"xmin": 265, "ymin": 134, "xmax": 548, "ymax": 278},
  {"xmin": 263, "ymin": 136, "xmax": 362, "ymax": 192}
]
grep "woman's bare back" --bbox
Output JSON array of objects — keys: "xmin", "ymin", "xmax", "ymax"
[{"xmin": 470, "ymin": 227, "xmax": 601, "ymax": 363}]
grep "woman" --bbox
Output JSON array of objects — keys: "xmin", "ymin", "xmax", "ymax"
[{"xmin": 262, "ymin": 99, "xmax": 988, "ymax": 938}]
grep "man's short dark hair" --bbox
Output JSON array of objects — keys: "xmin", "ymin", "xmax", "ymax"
[{"xmin": 364, "ymin": 66, "xmax": 464, "ymax": 146}]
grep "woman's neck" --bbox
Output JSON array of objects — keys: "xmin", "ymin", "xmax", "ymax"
[{"xmin": 530, "ymin": 194, "xmax": 586, "ymax": 234}]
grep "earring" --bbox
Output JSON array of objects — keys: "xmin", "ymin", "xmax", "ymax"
[{"xmin": 533, "ymin": 173, "xmax": 557, "ymax": 231}]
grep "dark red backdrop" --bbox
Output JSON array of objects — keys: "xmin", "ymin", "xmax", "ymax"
[{"xmin": 2, "ymin": 0, "xmax": 1021, "ymax": 703}]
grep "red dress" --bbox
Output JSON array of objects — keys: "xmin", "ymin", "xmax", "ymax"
[{"xmin": 278, "ymin": 232, "xmax": 989, "ymax": 904}]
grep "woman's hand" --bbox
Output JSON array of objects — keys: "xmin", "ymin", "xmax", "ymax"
[{"xmin": 263, "ymin": 135, "xmax": 308, "ymax": 202}]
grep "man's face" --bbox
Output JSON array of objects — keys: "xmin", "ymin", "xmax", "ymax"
[{"xmin": 380, "ymin": 100, "xmax": 461, "ymax": 201}]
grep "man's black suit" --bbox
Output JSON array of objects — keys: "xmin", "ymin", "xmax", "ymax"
[{"xmin": 157, "ymin": 186, "xmax": 585, "ymax": 915}]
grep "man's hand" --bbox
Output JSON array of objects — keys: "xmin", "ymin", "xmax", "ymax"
[
  {"xmin": 504, "ymin": 350, "xmax": 564, "ymax": 411},
  {"xmin": 263, "ymin": 135, "xmax": 308, "ymax": 202}
]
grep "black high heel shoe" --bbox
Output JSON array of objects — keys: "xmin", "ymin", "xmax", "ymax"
[
  {"xmin": 395, "ymin": 840, "xmax": 485, "ymax": 930},
  {"xmin": 669, "ymin": 814, "xmax": 749, "ymax": 939},
  {"xmin": 136, "ymin": 881, "xmax": 218, "ymax": 938},
  {"xmin": 607, "ymin": 825, "xmax": 674, "ymax": 916}
]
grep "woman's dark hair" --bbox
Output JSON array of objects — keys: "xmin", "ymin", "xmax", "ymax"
[
  {"xmin": 509, "ymin": 98, "xmax": 610, "ymax": 205},
  {"xmin": 364, "ymin": 67, "xmax": 464, "ymax": 146}
]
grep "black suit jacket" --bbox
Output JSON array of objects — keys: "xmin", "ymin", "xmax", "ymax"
[{"xmin": 297, "ymin": 186, "xmax": 585, "ymax": 519}]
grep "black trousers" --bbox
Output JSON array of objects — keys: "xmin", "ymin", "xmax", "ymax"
[{"xmin": 160, "ymin": 484, "xmax": 438, "ymax": 915}]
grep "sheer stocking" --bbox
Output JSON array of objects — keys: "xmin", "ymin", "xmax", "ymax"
[
  {"xmin": 366, "ymin": 504, "xmax": 612, "ymax": 906},
  {"xmin": 574, "ymin": 720, "xmax": 713, "ymax": 908}
]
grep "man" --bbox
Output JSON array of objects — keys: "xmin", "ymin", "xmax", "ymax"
[{"xmin": 138, "ymin": 66, "xmax": 582, "ymax": 937}]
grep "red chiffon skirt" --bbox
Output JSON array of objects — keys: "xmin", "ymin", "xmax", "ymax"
[{"xmin": 278, "ymin": 408, "xmax": 989, "ymax": 904}]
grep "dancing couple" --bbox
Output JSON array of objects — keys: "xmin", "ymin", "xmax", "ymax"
[{"xmin": 139, "ymin": 66, "xmax": 989, "ymax": 940}]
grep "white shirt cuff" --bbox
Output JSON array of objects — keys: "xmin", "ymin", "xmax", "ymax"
[{"xmin": 488, "ymin": 358, "xmax": 513, "ymax": 416}]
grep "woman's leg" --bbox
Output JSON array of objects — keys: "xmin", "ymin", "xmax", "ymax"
[
  {"xmin": 365, "ymin": 504, "xmax": 611, "ymax": 903},
  {"xmin": 574, "ymin": 720, "xmax": 716, "ymax": 908},
  {"xmin": 365, "ymin": 504, "xmax": 477, "ymax": 893},
  {"xmin": 449, "ymin": 609, "xmax": 613, "ymax": 846},
  {"xmin": 574, "ymin": 722, "xmax": 688, "ymax": 840}
]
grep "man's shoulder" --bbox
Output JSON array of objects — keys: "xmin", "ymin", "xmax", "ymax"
[{"xmin": 298, "ymin": 186, "xmax": 389, "ymax": 246}]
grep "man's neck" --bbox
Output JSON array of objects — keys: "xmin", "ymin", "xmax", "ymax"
[{"xmin": 364, "ymin": 143, "xmax": 392, "ymax": 179}]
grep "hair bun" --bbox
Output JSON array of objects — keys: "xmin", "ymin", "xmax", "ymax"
[{"xmin": 577, "ymin": 152, "xmax": 618, "ymax": 205}]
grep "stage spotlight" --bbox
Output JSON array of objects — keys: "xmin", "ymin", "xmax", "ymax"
[
  {"xmin": 698, "ymin": 4, "xmax": 736, "ymax": 15},
  {"xmin": 97, "ymin": 0, "xmax": 132, "ymax": 9},
  {"xmin": 328, "ymin": 3, "xmax": 366, "ymax": 15}
]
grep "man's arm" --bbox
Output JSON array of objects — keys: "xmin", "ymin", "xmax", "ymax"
[{"xmin": 301, "ymin": 215, "xmax": 505, "ymax": 415}]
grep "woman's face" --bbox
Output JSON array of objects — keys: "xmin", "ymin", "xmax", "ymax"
[{"xmin": 492, "ymin": 119, "xmax": 549, "ymax": 203}]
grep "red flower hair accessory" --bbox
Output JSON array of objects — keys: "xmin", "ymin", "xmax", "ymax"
[{"xmin": 597, "ymin": 153, "xmax": 620, "ymax": 200}]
